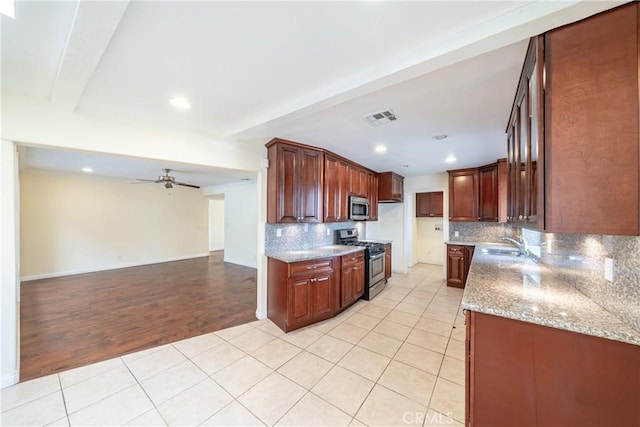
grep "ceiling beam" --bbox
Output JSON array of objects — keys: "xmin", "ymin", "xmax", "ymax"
[{"xmin": 49, "ymin": 0, "xmax": 130, "ymax": 111}]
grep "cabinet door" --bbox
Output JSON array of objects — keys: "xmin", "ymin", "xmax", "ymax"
[
  {"xmin": 431, "ymin": 192, "xmax": 444, "ymax": 217},
  {"xmin": 324, "ymin": 156, "xmax": 341, "ymax": 222},
  {"xmin": 368, "ymin": 173, "xmax": 379, "ymax": 221},
  {"xmin": 323, "ymin": 159, "xmax": 349, "ymax": 222},
  {"xmin": 277, "ymin": 145, "xmax": 301, "ymax": 223},
  {"xmin": 416, "ymin": 192, "xmax": 431, "ymax": 217},
  {"xmin": 349, "ymin": 166, "xmax": 367, "ymax": 197},
  {"xmin": 311, "ymin": 275, "xmax": 333, "ymax": 318},
  {"xmin": 416, "ymin": 192, "xmax": 444, "ymax": 217},
  {"xmin": 478, "ymin": 164, "xmax": 498, "ymax": 222},
  {"xmin": 299, "ymin": 148, "xmax": 323, "ymax": 223},
  {"xmin": 392, "ymin": 175, "xmax": 404, "ymax": 201},
  {"xmin": 384, "ymin": 243, "xmax": 392, "ymax": 279},
  {"xmin": 446, "ymin": 245, "xmax": 466, "ymax": 288},
  {"xmin": 289, "ymin": 278, "xmax": 311, "ymax": 324},
  {"xmin": 341, "ymin": 265, "xmax": 355, "ymax": 307},
  {"xmin": 448, "ymin": 169, "xmax": 479, "ymax": 221},
  {"xmin": 353, "ymin": 261, "xmax": 365, "ymax": 299},
  {"xmin": 379, "ymin": 172, "xmax": 404, "ymax": 202}
]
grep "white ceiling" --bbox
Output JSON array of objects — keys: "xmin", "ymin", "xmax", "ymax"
[
  {"xmin": 1, "ymin": 1, "xmax": 627, "ymax": 178},
  {"xmin": 20, "ymin": 146, "xmax": 255, "ymax": 188}
]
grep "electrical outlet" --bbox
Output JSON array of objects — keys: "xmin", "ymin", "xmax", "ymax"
[
  {"xmin": 604, "ymin": 257, "xmax": 614, "ymax": 282},
  {"xmin": 454, "ymin": 231, "xmax": 459, "ymax": 238},
  {"xmin": 276, "ymin": 228, "xmax": 282, "ymax": 237},
  {"xmin": 304, "ymin": 223, "xmax": 309, "ymax": 232},
  {"xmin": 434, "ymin": 225, "xmax": 442, "ymax": 231},
  {"xmin": 327, "ymin": 228, "xmax": 331, "ymax": 236}
]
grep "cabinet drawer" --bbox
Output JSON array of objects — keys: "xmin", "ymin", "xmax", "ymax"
[
  {"xmin": 290, "ymin": 259, "xmax": 333, "ymax": 277},
  {"xmin": 447, "ymin": 245, "xmax": 465, "ymax": 254},
  {"xmin": 341, "ymin": 252, "xmax": 364, "ymax": 267}
]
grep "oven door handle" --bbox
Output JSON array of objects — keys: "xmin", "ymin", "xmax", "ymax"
[{"xmin": 369, "ymin": 252, "xmax": 385, "ymax": 261}]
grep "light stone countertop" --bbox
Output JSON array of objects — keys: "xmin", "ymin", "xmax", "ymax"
[
  {"xmin": 361, "ymin": 239, "xmax": 393, "ymax": 245},
  {"xmin": 266, "ymin": 245, "xmax": 365, "ymax": 263},
  {"xmin": 462, "ymin": 244, "xmax": 640, "ymax": 347}
]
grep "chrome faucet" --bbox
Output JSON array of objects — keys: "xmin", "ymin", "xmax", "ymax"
[{"xmin": 499, "ymin": 236, "xmax": 529, "ymax": 256}]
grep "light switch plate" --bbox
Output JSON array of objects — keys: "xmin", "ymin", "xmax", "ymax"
[
  {"xmin": 604, "ymin": 257, "xmax": 614, "ymax": 282},
  {"xmin": 454, "ymin": 231, "xmax": 459, "ymax": 238},
  {"xmin": 327, "ymin": 228, "xmax": 331, "ymax": 236},
  {"xmin": 276, "ymin": 228, "xmax": 282, "ymax": 237}
]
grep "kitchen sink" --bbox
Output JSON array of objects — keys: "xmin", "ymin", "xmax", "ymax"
[{"xmin": 480, "ymin": 247, "xmax": 522, "ymax": 257}]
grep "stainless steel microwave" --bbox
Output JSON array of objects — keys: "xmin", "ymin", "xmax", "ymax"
[{"xmin": 349, "ymin": 196, "xmax": 370, "ymax": 220}]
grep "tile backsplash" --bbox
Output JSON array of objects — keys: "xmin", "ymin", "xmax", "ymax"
[
  {"xmin": 449, "ymin": 221, "xmax": 640, "ymax": 331},
  {"xmin": 448, "ymin": 222, "xmax": 518, "ymax": 243},
  {"xmin": 265, "ymin": 222, "xmax": 365, "ymax": 254}
]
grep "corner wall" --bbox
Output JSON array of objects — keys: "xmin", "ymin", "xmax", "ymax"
[{"xmin": 1, "ymin": 141, "xmax": 19, "ymax": 388}]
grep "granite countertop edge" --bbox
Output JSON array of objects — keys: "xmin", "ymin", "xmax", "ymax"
[
  {"xmin": 461, "ymin": 244, "xmax": 640, "ymax": 347},
  {"xmin": 266, "ymin": 245, "xmax": 365, "ymax": 263}
]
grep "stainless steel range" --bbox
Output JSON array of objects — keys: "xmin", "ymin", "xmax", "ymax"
[{"xmin": 337, "ymin": 229, "xmax": 387, "ymax": 300}]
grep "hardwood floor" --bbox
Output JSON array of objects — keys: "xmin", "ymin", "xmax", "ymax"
[{"xmin": 20, "ymin": 251, "xmax": 257, "ymax": 381}]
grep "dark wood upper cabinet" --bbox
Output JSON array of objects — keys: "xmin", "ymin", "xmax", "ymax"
[
  {"xmin": 378, "ymin": 172, "xmax": 404, "ymax": 203},
  {"xmin": 324, "ymin": 155, "xmax": 349, "ymax": 222},
  {"xmin": 349, "ymin": 166, "xmax": 368, "ymax": 198},
  {"xmin": 416, "ymin": 191, "xmax": 443, "ymax": 217},
  {"xmin": 266, "ymin": 139, "xmax": 323, "ymax": 224},
  {"xmin": 478, "ymin": 164, "xmax": 498, "ymax": 222},
  {"xmin": 368, "ymin": 172, "xmax": 379, "ymax": 221},
  {"xmin": 544, "ymin": 2, "xmax": 639, "ymax": 235},
  {"xmin": 448, "ymin": 168, "xmax": 479, "ymax": 221},
  {"xmin": 506, "ymin": 36, "xmax": 544, "ymax": 229}
]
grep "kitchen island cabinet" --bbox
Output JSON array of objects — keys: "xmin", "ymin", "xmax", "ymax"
[{"xmin": 466, "ymin": 310, "xmax": 640, "ymax": 427}]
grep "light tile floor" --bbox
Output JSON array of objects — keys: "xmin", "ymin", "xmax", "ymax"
[{"xmin": 1, "ymin": 263, "xmax": 466, "ymax": 427}]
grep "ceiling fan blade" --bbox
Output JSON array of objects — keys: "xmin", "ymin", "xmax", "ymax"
[
  {"xmin": 175, "ymin": 182, "xmax": 201, "ymax": 189},
  {"xmin": 135, "ymin": 178, "xmax": 161, "ymax": 183}
]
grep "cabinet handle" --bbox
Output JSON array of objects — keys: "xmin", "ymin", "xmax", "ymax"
[
  {"xmin": 306, "ymin": 266, "xmax": 318, "ymax": 270},
  {"xmin": 353, "ymin": 267, "xmax": 360, "ymax": 271},
  {"xmin": 316, "ymin": 277, "xmax": 329, "ymax": 282}
]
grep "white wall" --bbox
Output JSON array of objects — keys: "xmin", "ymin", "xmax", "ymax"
[
  {"xmin": 367, "ymin": 203, "xmax": 406, "ymax": 274},
  {"xmin": 1, "ymin": 141, "xmax": 20, "ymax": 388},
  {"xmin": 208, "ymin": 199, "xmax": 225, "ymax": 251},
  {"xmin": 20, "ymin": 172, "xmax": 209, "ymax": 279},
  {"xmin": 203, "ymin": 180, "xmax": 258, "ymax": 269}
]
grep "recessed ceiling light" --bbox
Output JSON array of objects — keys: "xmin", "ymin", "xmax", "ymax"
[
  {"xmin": 81, "ymin": 167, "xmax": 93, "ymax": 173},
  {"xmin": 399, "ymin": 164, "xmax": 409, "ymax": 168},
  {"xmin": 433, "ymin": 134, "xmax": 448, "ymax": 140},
  {"xmin": 445, "ymin": 155, "xmax": 456, "ymax": 164},
  {"xmin": 170, "ymin": 97, "xmax": 191, "ymax": 110},
  {"xmin": 374, "ymin": 145, "xmax": 387, "ymax": 153}
]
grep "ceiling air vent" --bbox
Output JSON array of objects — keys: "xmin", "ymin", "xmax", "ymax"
[{"xmin": 363, "ymin": 109, "xmax": 398, "ymax": 127}]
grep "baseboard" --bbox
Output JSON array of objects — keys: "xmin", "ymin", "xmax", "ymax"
[
  {"xmin": 416, "ymin": 259, "xmax": 444, "ymax": 266},
  {"xmin": 1, "ymin": 370, "xmax": 19, "ymax": 389},
  {"xmin": 20, "ymin": 253, "xmax": 210, "ymax": 282}
]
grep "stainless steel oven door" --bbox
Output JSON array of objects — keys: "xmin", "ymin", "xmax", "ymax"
[{"xmin": 369, "ymin": 252, "xmax": 386, "ymax": 286}]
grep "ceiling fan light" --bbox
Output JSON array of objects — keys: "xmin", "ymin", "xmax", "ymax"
[{"xmin": 165, "ymin": 182, "xmax": 172, "ymax": 189}]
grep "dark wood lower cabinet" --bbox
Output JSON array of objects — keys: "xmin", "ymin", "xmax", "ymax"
[
  {"xmin": 341, "ymin": 252, "xmax": 365, "ymax": 307},
  {"xmin": 268, "ymin": 253, "xmax": 365, "ymax": 332},
  {"xmin": 466, "ymin": 311, "xmax": 640, "ymax": 427},
  {"xmin": 447, "ymin": 244, "xmax": 474, "ymax": 288},
  {"xmin": 384, "ymin": 243, "xmax": 392, "ymax": 279}
]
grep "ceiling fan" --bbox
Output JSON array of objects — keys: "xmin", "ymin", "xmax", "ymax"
[{"xmin": 135, "ymin": 168, "xmax": 200, "ymax": 189}]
